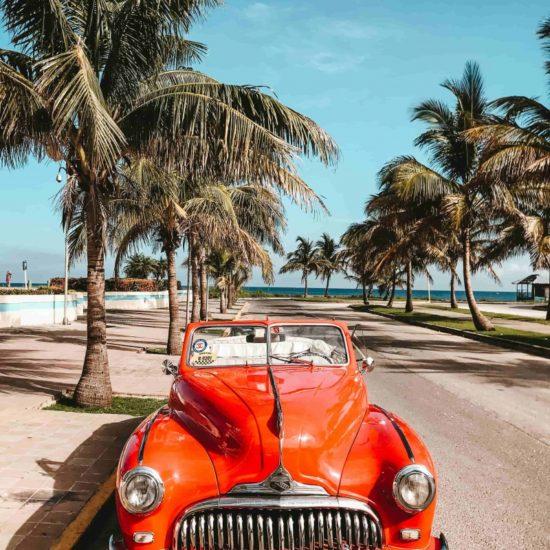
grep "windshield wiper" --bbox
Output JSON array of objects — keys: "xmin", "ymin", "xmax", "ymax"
[{"xmin": 268, "ymin": 354, "xmax": 312, "ymax": 366}]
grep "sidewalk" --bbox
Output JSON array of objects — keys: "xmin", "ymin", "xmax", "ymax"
[{"xmin": 0, "ymin": 300, "xmax": 246, "ymax": 549}]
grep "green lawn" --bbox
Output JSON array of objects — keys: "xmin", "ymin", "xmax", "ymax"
[
  {"xmin": 46, "ymin": 396, "xmax": 167, "ymax": 416},
  {"xmin": 360, "ymin": 305, "xmax": 550, "ymax": 350},
  {"xmin": 145, "ymin": 346, "xmax": 168, "ymax": 354},
  {"xmin": 427, "ymin": 304, "xmax": 549, "ymax": 325}
]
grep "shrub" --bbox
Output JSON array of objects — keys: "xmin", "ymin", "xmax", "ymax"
[
  {"xmin": 108, "ymin": 278, "xmax": 158, "ymax": 292},
  {"xmin": 49, "ymin": 277, "xmax": 160, "ymax": 292},
  {"xmin": 0, "ymin": 286, "xmax": 65, "ymax": 295}
]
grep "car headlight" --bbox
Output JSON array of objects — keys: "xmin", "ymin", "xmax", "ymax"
[
  {"xmin": 119, "ymin": 466, "xmax": 164, "ymax": 514},
  {"xmin": 393, "ymin": 464, "xmax": 435, "ymax": 512}
]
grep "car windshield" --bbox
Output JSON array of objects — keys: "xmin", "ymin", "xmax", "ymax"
[{"xmin": 188, "ymin": 324, "xmax": 348, "ymax": 367}]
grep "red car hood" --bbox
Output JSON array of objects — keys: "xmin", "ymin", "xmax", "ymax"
[{"xmin": 170, "ymin": 365, "xmax": 368, "ymax": 495}]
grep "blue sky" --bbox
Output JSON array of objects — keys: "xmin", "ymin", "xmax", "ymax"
[{"xmin": 0, "ymin": 0, "xmax": 548, "ymax": 290}]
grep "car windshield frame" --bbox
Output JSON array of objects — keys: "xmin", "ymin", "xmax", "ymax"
[{"xmin": 186, "ymin": 323, "xmax": 350, "ymax": 368}]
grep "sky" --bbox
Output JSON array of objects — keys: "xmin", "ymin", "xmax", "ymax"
[{"xmin": 0, "ymin": 0, "xmax": 548, "ymax": 290}]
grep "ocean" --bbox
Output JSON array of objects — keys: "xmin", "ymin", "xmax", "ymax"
[
  {"xmin": 0, "ymin": 282, "xmax": 518, "ymax": 302},
  {"xmin": 243, "ymin": 286, "xmax": 518, "ymax": 302}
]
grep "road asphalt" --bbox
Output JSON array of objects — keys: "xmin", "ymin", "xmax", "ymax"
[
  {"xmin": 84, "ymin": 298, "xmax": 549, "ymax": 549},
  {"xmin": 242, "ymin": 299, "xmax": 550, "ymax": 550}
]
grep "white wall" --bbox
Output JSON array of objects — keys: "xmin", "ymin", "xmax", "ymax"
[
  {"xmin": 0, "ymin": 293, "xmax": 83, "ymax": 328},
  {"xmin": 0, "ymin": 291, "xmax": 191, "ymax": 328}
]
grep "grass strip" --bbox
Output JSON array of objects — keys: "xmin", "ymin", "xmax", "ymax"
[
  {"xmin": 427, "ymin": 304, "xmax": 549, "ymax": 325},
  {"xmin": 46, "ymin": 396, "xmax": 167, "ymax": 416},
  {"xmin": 358, "ymin": 305, "xmax": 550, "ymax": 350}
]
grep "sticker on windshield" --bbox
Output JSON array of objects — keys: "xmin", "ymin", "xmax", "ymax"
[
  {"xmin": 192, "ymin": 339, "xmax": 208, "ymax": 353},
  {"xmin": 193, "ymin": 352, "xmax": 216, "ymax": 366}
]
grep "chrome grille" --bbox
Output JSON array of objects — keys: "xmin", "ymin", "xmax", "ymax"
[{"xmin": 177, "ymin": 503, "xmax": 382, "ymax": 550}]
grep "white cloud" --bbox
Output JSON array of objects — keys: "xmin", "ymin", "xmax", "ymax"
[
  {"xmin": 309, "ymin": 52, "xmax": 365, "ymax": 74},
  {"xmin": 323, "ymin": 20, "xmax": 373, "ymax": 40},
  {"xmin": 243, "ymin": 2, "xmax": 271, "ymax": 21}
]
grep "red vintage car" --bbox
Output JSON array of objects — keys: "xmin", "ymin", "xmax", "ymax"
[{"xmin": 111, "ymin": 319, "xmax": 448, "ymax": 550}]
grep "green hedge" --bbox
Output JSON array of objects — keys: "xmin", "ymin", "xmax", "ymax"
[
  {"xmin": 0, "ymin": 287, "xmax": 66, "ymax": 295},
  {"xmin": 49, "ymin": 277, "xmax": 161, "ymax": 292}
]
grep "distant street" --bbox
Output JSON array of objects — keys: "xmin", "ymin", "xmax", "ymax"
[{"xmin": 243, "ymin": 299, "xmax": 550, "ymax": 550}]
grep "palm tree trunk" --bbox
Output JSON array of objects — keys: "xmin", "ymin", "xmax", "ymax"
[
  {"xmin": 546, "ymin": 268, "xmax": 550, "ymax": 321},
  {"xmin": 324, "ymin": 273, "xmax": 331, "ymax": 298},
  {"xmin": 189, "ymin": 236, "xmax": 200, "ymax": 323},
  {"xmin": 405, "ymin": 261, "xmax": 413, "ymax": 312},
  {"xmin": 74, "ymin": 201, "xmax": 112, "ymax": 407},
  {"xmin": 362, "ymin": 281, "xmax": 367, "ymax": 305},
  {"xmin": 220, "ymin": 288, "xmax": 227, "ymax": 314},
  {"xmin": 450, "ymin": 266, "xmax": 458, "ymax": 309},
  {"xmin": 303, "ymin": 272, "xmax": 308, "ymax": 298},
  {"xmin": 462, "ymin": 229, "xmax": 494, "ymax": 331},
  {"xmin": 387, "ymin": 270, "xmax": 397, "ymax": 308},
  {"xmin": 199, "ymin": 249, "xmax": 208, "ymax": 320},
  {"xmin": 166, "ymin": 247, "xmax": 181, "ymax": 355}
]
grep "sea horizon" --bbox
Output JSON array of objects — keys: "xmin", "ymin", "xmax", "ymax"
[
  {"xmin": 243, "ymin": 286, "xmax": 519, "ymax": 302},
  {"xmin": 1, "ymin": 282, "xmax": 522, "ymax": 303}
]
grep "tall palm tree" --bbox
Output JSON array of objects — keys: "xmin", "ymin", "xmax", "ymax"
[
  {"xmin": 280, "ymin": 237, "xmax": 321, "ymax": 297},
  {"xmin": 151, "ymin": 258, "xmax": 168, "ymax": 287},
  {"xmin": 315, "ymin": 233, "xmax": 343, "ymax": 297},
  {"xmin": 124, "ymin": 253, "xmax": 156, "ymax": 279},
  {"xmin": 465, "ymin": 19, "xmax": 550, "ymax": 319},
  {"xmin": 0, "ymin": 1, "xmax": 338, "ymax": 406},
  {"xmin": 379, "ymin": 63, "xmax": 498, "ymax": 330}
]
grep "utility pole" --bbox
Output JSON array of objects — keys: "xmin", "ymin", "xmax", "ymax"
[
  {"xmin": 184, "ymin": 239, "xmax": 191, "ymax": 328},
  {"xmin": 56, "ymin": 165, "xmax": 70, "ymax": 325},
  {"xmin": 22, "ymin": 260, "xmax": 28, "ymax": 289}
]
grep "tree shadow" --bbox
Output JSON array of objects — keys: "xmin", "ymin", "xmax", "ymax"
[{"xmin": 6, "ymin": 416, "xmax": 140, "ymax": 549}]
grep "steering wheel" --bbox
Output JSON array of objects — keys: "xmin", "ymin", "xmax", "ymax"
[{"xmin": 291, "ymin": 351, "xmax": 334, "ymax": 364}]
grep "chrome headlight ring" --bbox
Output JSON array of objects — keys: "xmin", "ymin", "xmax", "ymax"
[
  {"xmin": 392, "ymin": 464, "xmax": 436, "ymax": 513},
  {"xmin": 119, "ymin": 466, "xmax": 164, "ymax": 515}
]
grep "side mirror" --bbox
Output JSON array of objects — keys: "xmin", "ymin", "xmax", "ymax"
[
  {"xmin": 358, "ymin": 356, "xmax": 375, "ymax": 374},
  {"xmin": 162, "ymin": 359, "xmax": 178, "ymax": 376}
]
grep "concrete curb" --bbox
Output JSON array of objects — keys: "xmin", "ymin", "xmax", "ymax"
[
  {"xmin": 52, "ymin": 472, "xmax": 116, "ymax": 550},
  {"xmin": 354, "ymin": 306, "xmax": 550, "ymax": 359},
  {"xmin": 53, "ymin": 298, "xmax": 251, "ymax": 547}
]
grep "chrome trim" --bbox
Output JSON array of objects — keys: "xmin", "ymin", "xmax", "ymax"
[
  {"xmin": 175, "ymin": 495, "xmax": 383, "ymax": 549},
  {"xmin": 229, "ymin": 467, "xmax": 329, "ymax": 497},
  {"xmin": 119, "ymin": 466, "xmax": 164, "ymax": 515},
  {"xmin": 393, "ymin": 464, "xmax": 436, "ymax": 513}
]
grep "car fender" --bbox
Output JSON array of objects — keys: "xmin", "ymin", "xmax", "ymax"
[
  {"xmin": 116, "ymin": 408, "xmax": 218, "ymax": 550},
  {"xmin": 339, "ymin": 404, "xmax": 437, "ymax": 549}
]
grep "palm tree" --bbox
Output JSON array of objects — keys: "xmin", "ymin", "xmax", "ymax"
[
  {"xmin": 152, "ymin": 258, "xmax": 168, "ymax": 287},
  {"xmin": 280, "ymin": 237, "xmax": 321, "ymax": 297},
  {"xmin": 378, "ymin": 63, "xmax": 498, "ymax": 330},
  {"xmin": 124, "ymin": 253, "xmax": 156, "ymax": 279},
  {"xmin": 0, "ymin": 2, "xmax": 338, "ymax": 406},
  {"xmin": 315, "ymin": 233, "xmax": 343, "ymax": 297},
  {"xmin": 465, "ymin": 19, "xmax": 550, "ymax": 319}
]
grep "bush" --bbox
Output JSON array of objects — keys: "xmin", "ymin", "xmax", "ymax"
[
  {"xmin": 50, "ymin": 277, "xmax": 88, "ymax": 291},
  {"xmin": 0, "ymin": 286, "xmax": 65, "ymax": 295},
  {"xmin": 49, "ymin": 277, "xmax": 160, "ymax": 292},
  {"xmin": 108, "ymin": 278, "xmax": 158, "ymax": 292}
]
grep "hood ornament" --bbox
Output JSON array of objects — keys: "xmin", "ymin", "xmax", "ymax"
[{"xmin": 229, "ymin": 367, "xmax": 328, "ymax": 497}]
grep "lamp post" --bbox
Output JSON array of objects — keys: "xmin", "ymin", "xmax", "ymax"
[{"xmin": 56, "ymin": 165, "xmax": 70, "ymax": 325}]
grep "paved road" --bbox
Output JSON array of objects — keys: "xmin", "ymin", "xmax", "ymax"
[{"xmin": 243, "ymin": 299, "xmax": 550, "ymax": 550}]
